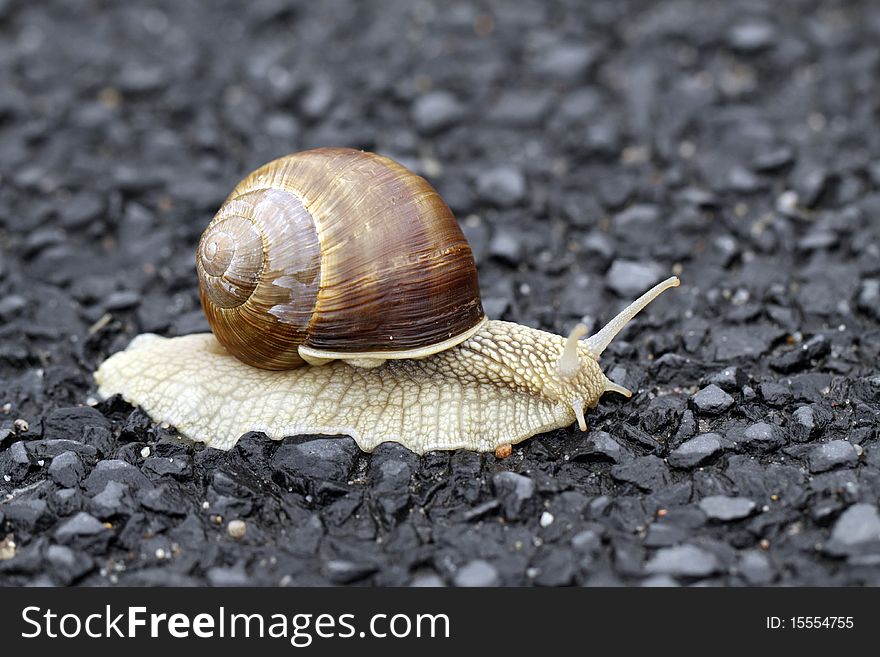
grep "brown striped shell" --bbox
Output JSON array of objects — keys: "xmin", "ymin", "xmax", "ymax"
[{"xmin": 196, "ymin": 147, "xmax": 485, "ymax": 370}]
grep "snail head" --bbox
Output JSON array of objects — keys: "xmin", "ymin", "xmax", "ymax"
[{"xmin": 555, "ymin": 276, "xmax": 681, "ymax": 431}]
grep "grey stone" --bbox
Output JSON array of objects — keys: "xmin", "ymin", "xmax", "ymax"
[
  {"xmin": 0, "ymin": 295, "xmax": 26, "ymax": 319},
  {"xmin": 809, "ymin": 440, "xmax": 858, "ymax": 473},
  {"xmin": 142, "ymin": 455, "xmax": 192, "ymax": 479},
  {"xmin": 571, "ymin": 430, "xmax": 630, "ymax": 464},
  {"xmin": 139, "ymin": 483, "xmax": 188, "ymax": 515},
  {"xmin": 26, "ymin": 439, "xmax": 97, "ymax": 459},
  {"xmin": 532, "ymin": 547, "xmax": 575, "ymax": 586},
  {"xmin": 81, "ymin": 426, "xmax": 114, "ymax": 456},
  {"xmin": 488, "ymin": 231, "xmax": 524, "ymax": 263},
  {"xmin": 531, "ymin": 42, "xmax": 596, "ymax": 80},
  {"xmin": 753, "ymin": 147, "xmax": 794, "ymax": 172},
  {"xmin": 410, "ymin": 574, "xmax": 446, "ymax": 587},
  {"xmin": 1, "ymin": 441, "xmax": 31, "ymax": 482},
  {"xmin": 611, "ymin": 455, "xmax": 671, "ymax": 492},
  {"xmin": 674, "ymin": 410, "xmax": 697, "ymax": 441},
  {"xmin": 492, "ymin": 471, "xmax": 535, "ymax": 520},
  {"xmin": 487, "ymin": 90, "xmax": 554, "ymax": 128},
  {"xmin": 705, "ymin": 367, "xmax": 747, "ymax": 392},
  {"xmin": 51, "ymin": 488, "xmax": 84, "ymax": 516},
  {"xmin": 699, "ymin": 495, "xmax": 756, "ymax": 521},
  {"xmin": 612, "ymin": 204, "xmax": 660, "ymax": 234},
  {"xmin": 412, "ymin": 91, "xmax": 465, "ymax": 133},
  {"xmin": 42, "ymin": 407, "xmax": 110, "ymax": 442},
  {"xmin": 206, "ymin": 566, "xmax": 250, "ymax": 586},
  {"xmin": 644, "ymin": 523, "xmax": 687, "ymax": 547},
  {"xmin": 45, "ymin": 545, "xmax": 94, "ymax": 584},
  {"xmin": 323, "ymin": 560, "xmax": 377, "ymax": 584},
  {"xmin": 770, "ymin": 335, "xmax": 830, "ymax": 373},
  {"xmin": 759, "ymin": 382, "xmax": 792, "ymax": 406},
  {"xmin": 692, "ymin": 384, "xmax": 734, "ymax": 414},
  {"xmin": 669, "ymin": 433, "xmax": 723, "ymax": 468},
  {"xmin": 571, "ymin": 529, "xmax": 601, "ymax": 554},
  {"xmin": 606, "ymin": 259, "xmax": 664, "ymax": 297},
  {"xmin": 738, "ymin": 550, "xmax": 774, "ymax": 584},
  {"xmin": 825, "ymin": 504, "xmax": 880, "ymax": 556},
  {"xmin": 90, "ymin": 480, "xmax": 133, "ymax": 518},
  {"xmin": 300, "ymin": 81, "xmax": 334, "ymax": 119},
  {"xmin": 857, "ymin": 279, "xmax": 880, "ymax": 320},
  {"xmin": 54, "ymin": 512, "xmax": 106, "ymax": 542},
  {"xmin": 48, "ymin": 450, "xmax": 85, "ymax": 488},
  {"xmin": 453, "ymin": 559, "xmax": 500, "ymax": 587},
  {"xmin": 645, "ymin": 544, "xmax": 720, "ymax": 577},
  {"xmin": 736, "ymin": 422, "xmax": 783, "ymax": 452},
  {"xmin": 83, "ymin": 459, "xmax": 153, "ymax": 494},
  {"xmin": 476, "ymin": 166, "xmax": 526, "ymax": 207},
  {"xmin": 368, "ymin": 444, "xmax": 416, "ymax": 521},
  {"xmin": 1, "ymin": 499, "xmax": 51, "ymax": 532},
  {"xmin": 712, "ymin": 325, "xmax": 780, "ymax": 361},
  {"xmin": 641, "ymin": 574, "xmax": 679, "ymax": 587},
  {"xmin": 727, "ymin": 165, "xmax": 761, "ymax": 191},
  {"xmin": 728, "ymin": 21, "xmax": 777, "ymax": 51},
  {"xmin": 791, "ymin": 406, "xmax": 818, "ymax": 442},
  {"xmin": 271, "ymin": 438, "xmax": 359, "ymax": 482},
  {"xmin": 104, "ymin": 290, "xmax": 142, "ymax": 310}
]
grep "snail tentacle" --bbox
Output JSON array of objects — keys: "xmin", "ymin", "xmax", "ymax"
[
  {"xmin": 572, "ymin": 398, "xmax": 588, "ymax": 432},
  {"xmin": 603, "ymin": 378, "xmax": 634, "ymax": 398},
  {"xmin": 556, "ymin": 323, "xmax": 588, "ymax": 379},
  {"xmin": 584, "ymin": 276, "xmax": 680, "ymax": 357}
]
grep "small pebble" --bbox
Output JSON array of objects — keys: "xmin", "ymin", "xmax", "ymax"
[
  {"xmin": 790, "ymin": 406, "xmax": 817, "ymax": 442},
  {"xmin": 0, "ymin": 534, "xmax": 15, "ymax": 561},
  {"xmin": 453, "ymin": 560, "xmax": 500, "ymax": 587},
  {"xmin": 227, "ymin": 519, "xmax": 247, "ymax": 539},
  {"xmin": 692, "ymin": 384, "xmax": 735, "ymax": 415},
  {"xmin": 645, "ymin": 544, "xmax": 720, "ymax": 577},
  {"xmin": 808, "ymin": 440, "xmax": 858, "ymax": 473},
  {"xmin": 699, "ymin": 495, "xmax": 756, "ymax": 521},
  {"xmin": 668, "ymin": 433, "xmax": 723, "ymax": 468},
  {"xmin": 738, "ymin": 550, "xmax": 773, "ymax": 585},
  {"xmin": 737, "ymin": 422, "xmax": 783, "ymax": 452},
  {"xmin": 476, "ymin": 166, "xmax": 526, "ymax": 207},
  {"xmin": 728, "ymin": 21, "xmax": 777, "ymax": 51},
  {"xmin": 705, "ymin": 367, "xmax": 746, "ymax": 392},
  {"xmin": 825, "ymin": 504, "xmax": 880, "ymax": 556},
  {"xmin": 412, "ymin": 91, "xmax": 465, "ymax": 133},
  {"xmin": 48, "ymin": 451, "xmax": 85, "ymax": 488},
  {"xmin": 492, "ymin": 471, "xmax": 535, "ymax": 520},
  {"xmin": 606, "ymin": 260, "xmax": 664, "ymax": 297}
]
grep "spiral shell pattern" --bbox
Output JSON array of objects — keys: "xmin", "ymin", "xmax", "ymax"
[{"xmin": 196, "ymin": 148, "xmax": 484, "ymax": 369}]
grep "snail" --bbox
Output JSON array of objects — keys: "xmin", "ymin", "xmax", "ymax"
[{"xmin": 94, "ymin": 147, "xmax": 680, "ymax": 455}]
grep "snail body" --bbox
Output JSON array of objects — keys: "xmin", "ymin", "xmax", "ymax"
[{"xmin": 95, "ymin": 148, "xmax": 680, "ymax": 454}]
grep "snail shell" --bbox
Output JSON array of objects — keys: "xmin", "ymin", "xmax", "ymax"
[{"xmin": 196, "ymin": 147, "xmax": 485, "ymax": 370}]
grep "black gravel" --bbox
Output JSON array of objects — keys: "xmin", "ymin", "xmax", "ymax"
[{"xmin": 1, "ymin": 0, "xmax": 880, "ymax": 586}]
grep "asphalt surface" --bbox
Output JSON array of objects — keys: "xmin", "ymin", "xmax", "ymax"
[{"xmin": 1, "ymin": 0, "xmax": 879, "ymax": 586}]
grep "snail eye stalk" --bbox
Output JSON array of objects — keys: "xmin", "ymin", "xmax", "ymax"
[
  {"xmin": 584, "ymin": 276, "xmax": 680, "ymax": 358},
  {"xmin": 556, "ymin": 323, "xmax": 588, "ymax": 379}
]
